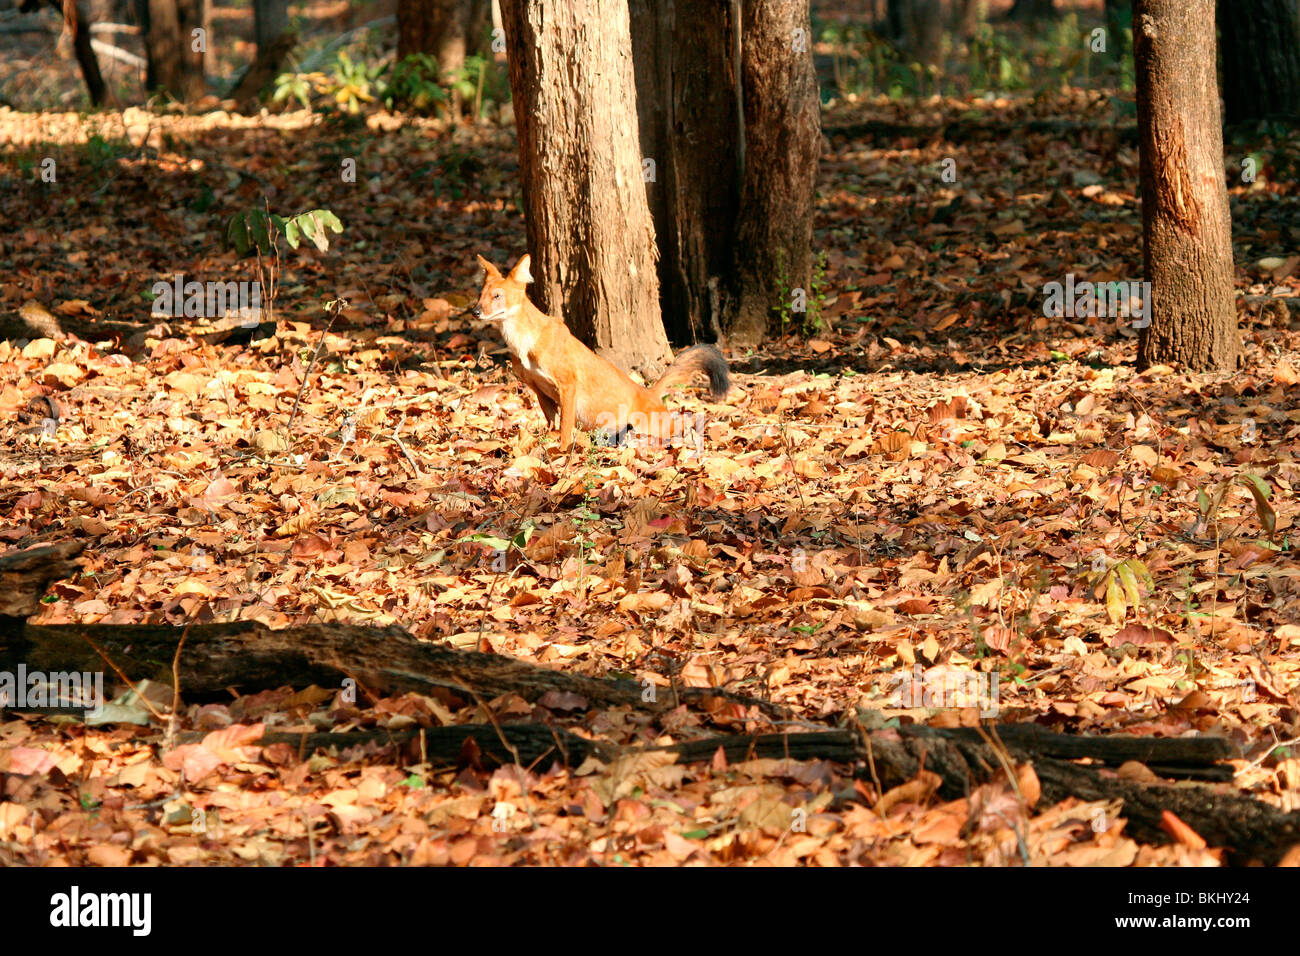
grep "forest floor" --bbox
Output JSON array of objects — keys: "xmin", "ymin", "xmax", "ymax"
[{"xmin": 3, "ymin": 72, "xmax": 1300, "ymax": 864}]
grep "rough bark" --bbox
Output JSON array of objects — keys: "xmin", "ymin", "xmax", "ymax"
[
  {"xmin": 498, "ymin": 0, "xmax": 670, "ymax": 375},
  {"xmin": 1133, "ymin": 0, "xmax": 1239, "ymax": 370},
  {"xmin": 729, "ymin": 0, "xmax": 821, "ymax": 347},
  {"xmin": 629, "ymin": 0, "xmax": 740, "ymax": 343},
  {"xmin": 135, "ymin": 0, "xmax": 205, "ymax": 100},
  {"xmin": 1218, "ymin": 0, "xmax": 1300, "ymax": 126},
  {"xmin": 178, "ymin": 721, "xmax": 1298, "ymax": 862},
  {"xmin": 0, "ymin": 620, "xmax": 779, "ymax": 716},
  {"xmin": 2, "ymin": 621, "xmax": 643, "ymax": 708},
  {"xmin": 0, "ymin": 542, "xmax": 84, "ymax": 622}
]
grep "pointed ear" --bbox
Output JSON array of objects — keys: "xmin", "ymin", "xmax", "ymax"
[
  {"xmin": 476, "ymin": 255, "xmax": 502, "ymax": 279},
  {"xmin": 508, "ymin": 254, "xmax": 533, "ymax": 285}
]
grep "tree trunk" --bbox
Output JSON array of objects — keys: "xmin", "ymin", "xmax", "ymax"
[
  {"xmin": 498, "ymin": 0, "xmax": 670, "ymax": 374},
  {"xmin": 629, "ymin": 0, "xmax": 740, "ymax": 343},
  {"xmin": 398, "ymin": 0, "xmax": 490, "ymax": 112},
  {"xmin": 903, "ymin": 0, "xmax": 944, "ymax": 66},
  {"xmin": 1218, "ymin": 0, "xmax": 1300, "ymax": 126},
  {"xmin": 729, "ymin": 0, "xmax": 821, "ymax": 346},
  {"xmin": 1133, "ymin": 0, "xmax": 1239, "ymax": 370},
  {"xmin": 63, "ymin": 0, "xmax": 109, "ymax": 106},
  {"xmin": 886, "ymin": 0, "xmax": 905, "ymax": 42},
  {"xmin": 252, "ymin": 0, "xmax": 288, "ymax": 49},
  {"xmin": 135, "ymin": 0, "xmax": 205, "ymax": 100},
  {"xmin": 956, "ymin": 0, "xmax": 985, "ymax": 39},
  {"xmin": 1104, "ymin": 0, "xmax": 1130, "ymax": 59},
  {"xmin": 1007, "ymin": 0, "xmax": 1055, "ymax": 19}
]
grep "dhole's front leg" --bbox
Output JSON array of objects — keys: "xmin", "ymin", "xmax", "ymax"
[
  {"xmin": 512, "ymin": 357, "xmax": 560, "ymax": 429},
  {"xmin": 535, "ymin": 391, "xmax": 559, "ymax": 428}
]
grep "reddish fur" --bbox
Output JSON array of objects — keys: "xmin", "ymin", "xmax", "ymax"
[{"xmin": 475, "ymin": 254, "xmax": 729, "ymax": 449}]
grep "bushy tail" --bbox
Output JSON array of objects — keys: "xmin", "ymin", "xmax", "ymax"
[{"xmin": 652, "ymin": 344, "xmax": 730, "ymax": 402}]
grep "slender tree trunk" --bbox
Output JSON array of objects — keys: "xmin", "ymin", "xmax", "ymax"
[
  {"xmin": 63, "ymin": 0, "xmax": 109, "ymax": 106},
  {"xmin": 135, "ymin": 0, "xmax": 205, "ymax": 100},
  {"xmin": 498, "ymin": 0, "xmax": 670, "ymax": 374},
  {"xmin": 1134, "ymin": 0, "xmax": 1238, "ymax": 370},
  {"xmin": 629, "ymin": 0, "xmax": 740, "ymax": 343},
  {"xmin": 1218, "ymin": 0, "xmax": 1300, "ymax": 125},
  {"xmin": 729, "ymin": 0, "xmax": 821, "ymax": 346},
  {"xmin": 1104, "ymin": 0, "xmax": 1130, "ymax": 59}
]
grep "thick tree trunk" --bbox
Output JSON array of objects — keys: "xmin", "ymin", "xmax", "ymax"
[
  {"xmin": 956, "ymin": 0, "xmax": 985, "ymax": 39},
  {"xmin": 629, "ymin": 0, "xmax": 740, "ymax": 344},
  {"xmin": 1134, "ymin": 0, "xmax": 1239, "ymax": 370},
  {"xmin": 498, "ymin": 0, "xmax": 670, "ymax": 374},
  {"xmin": 886, "ymin": 0, "xmax": 905, "ymax": 41},
  {"xmin": 1218, "ymin": 0, "xmax": 1300, "ymax": 126},
  {"xmin": 729, "ymin": 0, "xmax": 821, "ymax": 346},
  {"xmin": 904, "ymin": 0, "xmax": 944, "ymax": 66},
  {"xmin": 135, "ymin": 0, "xmax": 205, "ymax": 100},
  {"xmin": 398, "ymin": 0, "xmax": 490, "ymax": 112},
  {"xmin": 252, "ymin": 0, "xmax": 288, "ymax": 49}
]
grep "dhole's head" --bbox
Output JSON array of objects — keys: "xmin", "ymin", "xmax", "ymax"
[{"xmin": 473, "ymin": 254, "xmax": 532, "ymax": 321}]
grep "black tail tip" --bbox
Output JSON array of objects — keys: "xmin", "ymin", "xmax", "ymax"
[{"xmin": 696, "ymin": 343, "xmax": 730, "ymax": 400}]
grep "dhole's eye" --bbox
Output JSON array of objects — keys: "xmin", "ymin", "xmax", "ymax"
[{"xmin": 494, "ymin": 291, "xmax": 504, "ymax": 302}]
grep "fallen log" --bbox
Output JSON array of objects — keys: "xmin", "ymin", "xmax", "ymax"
[
  {"xmin": 177, "ymin": 723, "xmax": 615, "ymax": 766},
  {"xmin": 7, "ymin": 540, "xmax": 1295, "ymax": 861},
  {"xmin": 0, "ymin": 541, "xmax": 85, "ymax": 621},
  {"xmin": 173, "ymin": 720, "xmax": 1293, "ymax": 862},
  {"xmin": 2, "ymin": 620, "xmax": 779, "ymax": 716}
]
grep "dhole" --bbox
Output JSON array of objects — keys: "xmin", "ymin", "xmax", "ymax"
[{"xmin": 473, "ymin": 254, "xmax": 730, "ymax": 450}]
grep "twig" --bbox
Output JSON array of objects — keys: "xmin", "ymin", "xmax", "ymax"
[
  {"xmin": 166, "ymin": 623, "xmax": 190, "ymax": 752},
  {"xmin": 388, "ymin": 409, "xmax": 423, "ymax": 479},
  {"xmin": 285, "ymin": 298, "xmax": 344, "ymax": 438}
]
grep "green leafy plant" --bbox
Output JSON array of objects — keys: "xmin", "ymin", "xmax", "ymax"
[
  {"xmin": 382, "ymin": 53, "xmax": 447, "ymax": 112},
  {"xmin": 328, "ymin": 50, "xmax": 381, "ymax": 113},
  {"xmin": 272, "ymin": 71, "xmax": 322, "ymax": 110},
  {"xmin": 224, "ymin": 204, "xmax": 345, "ymax": 329},
  {"xmin": 226, "ymin": 207, "xmax": 343, "ymax": 256}
]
